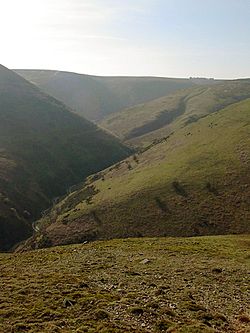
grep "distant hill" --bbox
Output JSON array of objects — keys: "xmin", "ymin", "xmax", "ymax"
[
  {"xmin": 14, "ymin": 70, "xmax": 201, "ymax": 121},
  {"xmin": 0, "ymin": 65, "xmax": 130, "ymax": 251},
  {"xmin": 21, "ymin": 98, "xmax": 250, "ymax": 249},
  {"xmin": 100, "ymin": 80, "xmax": 250, "ymax": 147}
]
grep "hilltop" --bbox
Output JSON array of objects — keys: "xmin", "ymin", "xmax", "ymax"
[
  {"xmin": 0, "ymin": 65, "xmax": 130, "ymax": 251},
  {"xmin": 14, "ymin": 70, "xmax": 201, "ymax": 122},
  {"xmin": 20, "ymin": 97, "xmax": 250, "ymax": 250},
  {"xmin": 100, "ymin": 80, "xmax": 250, "ymax": 147},
  {"xmin": 1, "ymin": 235, "xmax": 249, "ymax": 332}
]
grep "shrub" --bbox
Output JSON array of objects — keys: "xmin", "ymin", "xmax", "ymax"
[
  {"xmin": 155, "ymin": 197, "xmax": 169, "ymax": 213},
  {"xmin": 133, "ymin": 155, "xmax": 139, "ymax": 163},
  {"xmin": 91, "ymin": 211, "xmax": 102, "ymax": 225},
  {"xmin": 205, "ymin": 182, "xmax": 219, "ymax": 195},
  {"xmin": 172, "ymin": 181, "xmax": 188, "ymax": 197},
  {"xmin": 36, "ymin": 234, "xmax": 52, "ymax": 248},
  {"xmin": 127, "ymin": 163, "xmax": 132, "ymax": 170}
]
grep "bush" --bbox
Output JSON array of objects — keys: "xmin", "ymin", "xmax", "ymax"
[
  {"xmin": 133, "ymin": 155, "xmax": 139, "ymax": 163},
  {"xmin": 91, "ymin": 211, "xmax": 102, "ymax": 225},
  {"xmin": 36, "ymin": 234, "xmax": 52, "ymax": 248},
  {"xmin": 127, "ymin": 163, "xmax": 132, "ymax": 170},
  {"xmin": 172, "ymin": 181, "xmax": 188, "ymax": 197},
  {"xmin": 155, "ymin": 197, "xmax": 169, "ymax": 213},
  {"xmin": 205, "ymin": 182, "xmax": 219, "ymax": 195}
]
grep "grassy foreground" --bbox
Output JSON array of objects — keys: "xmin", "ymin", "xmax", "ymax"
[{"xmin": 1, "ymin": 235, "xmax": 250, "ymax": 332}]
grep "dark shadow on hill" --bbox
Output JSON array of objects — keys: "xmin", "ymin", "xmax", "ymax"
[{"xmin": 125, "ymin": 98, "xmax": 187, "ymax": 140}]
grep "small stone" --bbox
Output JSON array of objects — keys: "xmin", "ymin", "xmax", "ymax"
[
  {"xmin": 140, "ymin": 259, "xmax": 150, "ymax": 264},
  {"xmin": 63, "ymin": 297, "xmax": 76, "ymax": 307}
]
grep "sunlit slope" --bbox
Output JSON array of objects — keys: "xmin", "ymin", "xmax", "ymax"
[
  {"xmin": 100, "ymin": 80, "xmax": 250, "ymax": 147},
  {"xmin": 15, "ymin": 69, "xmax": 197, "ymax": 121},
  {"xmin": 0, "ymin": 65, "xmax": 130, "ymax": 250},
  {"xmin": 2, "ymin": 236, "xmax": 250, "ymax": 332},
  {"xmin": 25, "ymin": 99, "xmax": 250, "ymax": 248}
]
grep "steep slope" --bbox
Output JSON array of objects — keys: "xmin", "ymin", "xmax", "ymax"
[
  {"xmin": 100, "ymin": 80, "xmax": 250, "ymax": 147},
  {"xmin": 22, "ymin": 98, "xmax": 250, "ymax": 249},
  {"xmin": 14, "ymin": 69, "xmax": 199, "ymax": 121},
  {"xmin": 0, "ymin": 65, "xmax": 130, "ymax": 251},
  {"xmin": 2, "ymin": 236, "xmax": 250, "ymax": 332}
]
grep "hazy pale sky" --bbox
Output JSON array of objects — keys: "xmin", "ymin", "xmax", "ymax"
[{"xmin": 1, "ymin": 0, "xmax": 250, "ymax": 78}]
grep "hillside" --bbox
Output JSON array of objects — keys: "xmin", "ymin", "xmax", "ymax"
[
  {"xmin": 100, "ymin": 80, "xmax": 250, "ymax": 147},
  {"xmin": 21, "ymin": 98, "xmax": 250, "ymax": 250},
  {"xmin": 0, "ymin": 65, "xmax": 130, "ymax": 251},
  {"xmin": 14, "ymin": 70, "xmax": 199, "ymax": 122},
  {"xmin": 1, "ymin": 235, "xmax": 250, "ymax": 332}
]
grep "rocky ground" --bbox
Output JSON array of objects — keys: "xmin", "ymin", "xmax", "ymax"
[{"xmin": 0, "ymin": 235, "xmax": 249, "ymax": 332}]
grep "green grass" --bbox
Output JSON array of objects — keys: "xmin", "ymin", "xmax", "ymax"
[
  {"xmin": 1, "ymin": 235, "xmax": 250, "ymax": 332},
  {"xmin": 26, "ymin": 98, "xmax": 250, "ymax": 249},
  {"xmin": 100, "ymin": 80, "xmax": 250, "ymax": 147}
]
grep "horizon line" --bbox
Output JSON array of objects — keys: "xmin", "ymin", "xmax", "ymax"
[{"xmin": 12, "ymin": 67, "xmax": 250, "ymax": 81}]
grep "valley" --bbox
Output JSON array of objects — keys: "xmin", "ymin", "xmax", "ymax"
[
  {"xmin": 1, "ymin": 2, "xmax": 250, "ymax": 333},
  {"xmin": 1, "ymin": 64, "xmax": 249, "ymax": 255},
  {"xmin": 19, "ymin": 97, "xmax": 250, "ymax": 250},
  {"xmin": 0, "ymin": 65, "xmax": 130, "ymax": 251}
]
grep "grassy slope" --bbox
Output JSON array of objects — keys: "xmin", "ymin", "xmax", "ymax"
[
  {"xmin": 14, "ymin": 70, "xmax": 198, "ymax": 121},
  {"xmin": 23, "ymin": 98, "xmax": 250, "ymax": 249},
  {"xmin": 0, "ymin": 65, "xmax": 130, "ymax": 251},
  {"xmin": 1, "ymin": 235, "xmax": 250, "ymax": 332},
  {"xmin": 100, "ymin": 80, "xmax": 250, "ymax": 147}
]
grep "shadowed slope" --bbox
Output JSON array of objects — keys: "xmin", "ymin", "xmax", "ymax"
[
  {"xmin": 15, "ymin": 69, "xmax": 199, "ymax": 121},
  {"xmin": 0, "ymin": 65, "xmax": 130, "ymax": 250},
  {"xmin": 21, "ymin": 98, "xmax": 250, "ymax": 249}
]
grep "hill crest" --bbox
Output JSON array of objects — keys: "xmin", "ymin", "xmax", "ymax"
[{"xmin": 15, "ymin": 69, "xmax": 203, "ymax": 121}]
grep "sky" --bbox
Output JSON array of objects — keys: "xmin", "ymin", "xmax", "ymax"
[{"xmin": 0, "ymin": 0, "xmax": 250, "ymax": 78}]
